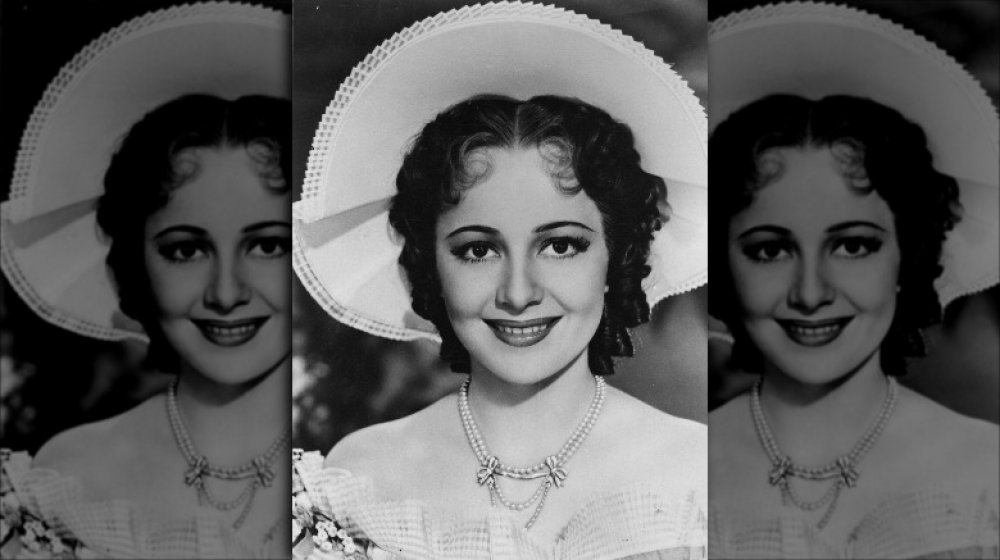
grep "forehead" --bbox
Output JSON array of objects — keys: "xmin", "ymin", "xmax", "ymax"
[
  {"xmin": 436, "ymin": 147, "xmax": 603, "ymax": 234},
  {"xmin": 147, "ymin": 148, "xmax": 289, "ymax": 230},
  {"xmin": 730, "ymin": 148, "xmax": 893, "ymax": 235}
]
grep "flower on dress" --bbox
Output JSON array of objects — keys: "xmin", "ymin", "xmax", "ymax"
[
  {"xmin": 1, "ymin": 451, "xmax": 89, "ymax": 559},
  {"xmin": 292, "ymin": 449, "xmax": 375, "ymax": 560}
]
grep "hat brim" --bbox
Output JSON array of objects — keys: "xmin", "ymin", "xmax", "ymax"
[
  {"xmin": 1, "ymin": 2, "xmax": 291, "ymax": 342},
  {"xmin": 709, "ymin": 2, "xmax": 999, "ymax": 308},
  {"xmin": 293, "ymin": 2, "xmax": 708, "ymax": 342}
]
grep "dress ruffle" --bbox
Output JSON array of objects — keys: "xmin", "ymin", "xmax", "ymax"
[
  {"xmin": 1, "ymin": 450, "xmax": 285, "ymax": 559},
  {"xmin": 294, "ymin": 450, "xmax": 707, "ymax": 560},
  {"xmin": 709, "ymin": 480, "xmax": 1000, "ymax": 559}
]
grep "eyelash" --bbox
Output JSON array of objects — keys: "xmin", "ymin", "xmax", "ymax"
[
  {"xmin": 158, "ymin": 241, "xmax": 207, "ymax": 264},
  {"xmin": 742, "ymin": 236, "xmax": 883, "ymax": 264},
  {"xmin": 157, "ymin": 236, "xmax": 291, "ymax": 264},
  {"xmin": 450, "ymin": 236, "xmax": 591, "ymax": 264}
]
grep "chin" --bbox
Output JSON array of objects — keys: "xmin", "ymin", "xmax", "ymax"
[
  {"xmin": 767, "ymin": 345, "xmax": 881, "ymax": 386},
  {"xmin": 473, "ymin": 339, "xmax": 591, "ymax": 386},
  {"xmin": 168, "ymin": 323, "xmax": 289, "ymax": 386}
]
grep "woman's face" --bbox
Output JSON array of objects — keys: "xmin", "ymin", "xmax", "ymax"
[
  {"xmin": 435, "ymin": 147, "xmax": 609, "ymax": 385},
  {"xmin": 144, "ymin": 147, "xmax": 291, "ymax": 384},
  {"xmin": 728, "ymin": 148, "xmax": 900, "ymax": 384}
]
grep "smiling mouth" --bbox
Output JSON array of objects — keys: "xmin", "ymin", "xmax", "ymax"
[
  {"xmin": 776, "ymin": 317, "xmax": 853, "ymax": 347},
  {"xmin": 484, "ymin": 317, "xmax": 560, "ymax": 348},
  {"xmin": 192, "ymin": 318, "xmax": 268, "ymax": 347}
]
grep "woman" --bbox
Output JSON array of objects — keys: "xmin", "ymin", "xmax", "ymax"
[
  {"xmin": 291, "ymin": 3, "xmax": 708, "ymax": 559},
  {"xmin": 707, "ymin": 4, "xmax": 999, "ymax": 558},
  {"xmin": 0, "ymin": 4, "xmax": 291, "ymax": 558}
]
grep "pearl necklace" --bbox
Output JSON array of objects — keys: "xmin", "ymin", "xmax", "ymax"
[
  {"xmin": 166, "ymin": 380, "xmax": 289, "ymax": 529},
  {"xmin": 458, "ymin": 375, "xmax": 606, "ymax": 530},
  {"xmin": 750, "ymin": 375, "xmax": 898, "ymax": 529}
]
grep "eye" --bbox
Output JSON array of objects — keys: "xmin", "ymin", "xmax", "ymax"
[
  {"xmin": 539, "ymin": 236, "xmax": 590, "ymax": 259},
  {"xmin": 742, "ymin": 241, "xmax": 791, "ymax": 263},
  {"xmin": 832, "ymin": 237, "xmax": 882, "ymax": 259},
  {"xmin": 248, "ymin": 236, "xmax": 291, "ymax": 259},
  {"xmin": 451, "ymin": 241, "xmax": 500, "ymax": 263},
  {"xmin": 158, "ymin": 241, "xmax": 208, "ymax": 263}
]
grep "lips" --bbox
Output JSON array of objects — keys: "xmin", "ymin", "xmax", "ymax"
[
  {"xmin": 192, "ymin": 318, "xmax": 268, "ymax": 347},
  {"xmin": 776, "ymin": 317, "xmax": 853, "ymax": 347},
  {"xmin": 484, "ymin": 317, "xmax": 560, "ymax": 347}
]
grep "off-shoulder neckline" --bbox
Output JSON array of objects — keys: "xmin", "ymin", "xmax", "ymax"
[
  {"xmin": 296, "ymin": 450, "xmax": 708, "ymax": 556},
  {"xmin": 4, "ymin": 450, "xmax": 284, "ymax": 555}
]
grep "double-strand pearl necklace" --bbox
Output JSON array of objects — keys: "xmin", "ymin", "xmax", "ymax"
[
  {"xmin": 458, "ymin": 375, "xmax": 606, "ymax": 530},
  {"xmin": 166, "ymin": 380, "xmax": 290, "ymax": 529},
  {"xmin": 750, "ymin": 375, "xmax": 898, "ymax": 529}
]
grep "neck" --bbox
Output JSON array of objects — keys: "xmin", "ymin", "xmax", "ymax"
[
  {"xmin": 173, "ymin": 354, "xmax": 290, "ymax": 465},
  {"xmin": 466, "ymin": 352, "xmax": 598, "ymax": 466},
  {"xmin": 758, "ymin": 351, "xmax": 889, "ymax": 465}
]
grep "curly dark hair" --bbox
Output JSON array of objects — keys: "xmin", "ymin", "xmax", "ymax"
[
  {"xmin": 709, "ymin": 94, "xmax": 961, "ymax": 376},
  {"xmin": 388, "ymin": 95, "xmax": 666, "ymax": 376},
  {"xmin": 96, "ymin": 94, "xmax": 291, "ymax": 371}
]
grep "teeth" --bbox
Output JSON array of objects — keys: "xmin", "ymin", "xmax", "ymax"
[
  {"xmin": 204, "ymin": 324, "xmax": 257, "ymax": 337},
  {"xmin": 788, "ymin": 324, "xmax": 840, "ymax": 336},
  {"xmin": 496, "ymin": 324, "xmax": 549, "ymax": 335}
]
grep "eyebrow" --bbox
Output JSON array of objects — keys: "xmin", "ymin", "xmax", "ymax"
[
  {"xmin": 533, "ymin": 221, "xmax": 595, "ymax": 234},
  {"xmin": 825, "ymin": 220, "xmax": 887, "ymax": 234},
  {"xmin": 153, "ymin": 225, "xmax": 206, "ymax": 240},
  {"xmin": 736, "ymin": 220, "xmax": 887, "ymax": 240},
  {"xmin": 153, "ymin": 221, "xmax": 290, "ymax": 240},
  {"xmin": 243, "ymin": 220, "xmax": 291, "ymax": 233},
  {"xmin": 445, "ymin": 225, "xmax": 499, "ymax": 239},
  {"xmin": 445, "ymin": 221, "xmax": 595, "ymax": 239},
  {"xmin": 736, "ymin": 225, "xmax": 788, "ymax": 240}
]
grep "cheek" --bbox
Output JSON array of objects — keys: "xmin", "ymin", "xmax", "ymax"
[
  {"xmin": 542, "ymin": 256, "xmax": 608, "ymax": 313},
  {"xmin": 435, "ymin": 251, "xmax": 492, "ymax": 319},
  {"xmin": 841, "ymin": 248, "xmax": 901, "ymax": 314},
  {"xmin": 247, "ymin": 259, "xmax": 291, "ymax": 312},
  {"xmin": 144, "ymin": 254, "xmax": 203, "ymax": 317},
  {"xmin": 729, "ymin": 254, "xmax": 784, "ymax": 318}
]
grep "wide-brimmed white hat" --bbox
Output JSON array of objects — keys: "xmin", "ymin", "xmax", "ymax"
[
  {"xmin": 293, "ymin": 1, "xmax": 708, "ymax": 343},
  {"xmin": 1, "ymin": 2, "xmax": 290, "ymax": 342},
  {"xmin": 710, "ymin": 1, "xmax": 998, "ymax": 308}
]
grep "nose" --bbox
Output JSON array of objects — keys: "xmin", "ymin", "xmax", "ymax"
[
  {"xmin": 788, "ymin": 256, "xmax": 835, "ymax": 313},
  {"xmin": 495, "ymin": 256, "xmax": 543, "ymax": 312},
  {"xmin": 204, "ymin": 255, "xmax": 251, "ymax": 313}
]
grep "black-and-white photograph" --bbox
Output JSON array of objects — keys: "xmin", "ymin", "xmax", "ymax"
[
  {"xmin": 706, "ymin": 1, "xmax": 999, "ymax": 558},
  {"xmin": 290, "ymin": 1, "xmax": 708, "ymax": 557},
  {"xmin": 1, "ymin": 2, "xmax": 292, "ymax": 558}
]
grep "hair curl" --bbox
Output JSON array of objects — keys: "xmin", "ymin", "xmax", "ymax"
[
  {"xmin": 96, "ymin": 94, "xmax": 291, "ymax": 371},
  {"xmin": 708, "ymin": 94, "xmax": 961, "ymax": 376},
  {"xmin": 388, "ymin": 95, "xmax": 666, "ymax": 376}
]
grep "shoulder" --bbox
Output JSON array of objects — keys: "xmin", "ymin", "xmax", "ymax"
[
  {"xmin": 33, "ymin": 396, "xmax": 166, "ymax": 494},
  {"xmin": 707, "ymin": 391, "xmax": 752, "ymax": 453},
  {"xmin": 603, "ymin": 387, "xmax": 706, "ymax": 482},
  {"xmin": 707, "ymin": 392, "xmax": 761, "ymax": 489},
  {"xmin": 894, "ymin": 385, "xmax": 999, "ymax": 492},
  {"xmin": 325, "ymin": 393, "xmax": 460, "ymax": 476}
]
